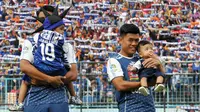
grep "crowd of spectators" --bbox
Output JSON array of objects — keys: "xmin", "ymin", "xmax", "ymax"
[{"xmin": 0, "ymin": 0, "xmax": 200, "ymax": 103}]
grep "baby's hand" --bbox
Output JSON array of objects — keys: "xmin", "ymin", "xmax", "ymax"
[{"xmin": 127, "ymin": 65, "xmax": 134, "ymax": 71}]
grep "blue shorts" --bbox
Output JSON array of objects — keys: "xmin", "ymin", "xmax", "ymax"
[
  {"xmin": 24, "ymin": 102, "xmax": 69, "ymax": 112},
  {"xmin": 139, "ymin": 68, "xmax": 165, "ymax": 79}
]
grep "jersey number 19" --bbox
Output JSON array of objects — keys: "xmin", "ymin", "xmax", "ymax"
[{"xmin": 40, "ymin": 43, "xmax": 55, "ymax": 61}]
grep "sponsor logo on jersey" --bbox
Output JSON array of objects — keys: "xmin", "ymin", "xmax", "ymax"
[
  {"xmin": 110, "ymin": 64, "xmax": 119, "ymax": 72},
  {"xmin": 128, "ymin": 62, "xmax": 139, "ymax": 81},
  {"xmin": 23, "ymin": 46, "xmax": 29, "ymax": 51},
  {"xmin": 22, "ymin": 46, "xmax": 29, "ymax": 54}
]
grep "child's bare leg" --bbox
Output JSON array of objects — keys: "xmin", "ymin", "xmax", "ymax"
[
  {"xmin": 9, "ymin": 80, "xmax": 27, "ymax": 111},
  {"xmin": 154, "ymin": 76, "xmax": 165, "ymax": 92},
  {"xmin": 18, "ymin": 80, "xmax": 28, "ymax": 103},
  {"xmin": 156, "ymin": 76, "xmax": 164, "ymax": 84},
  {"xmin": 67, "ymin": 82, "xmax": 83, "ymax": 105},
  {"xmin": 140, "ymin": 77, "xmax": 147, "ymax": 87},
  {"xmin": 139, "ymin": 77, "xmax": 149, "ymax": 96},
  {"xmin": 66, "ymin": 82, "xmax": 76, "ymax": 96}
]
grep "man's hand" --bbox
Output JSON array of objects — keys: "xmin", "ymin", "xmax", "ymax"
[
  {"xmin": 142, "ymin": 53, "xmax": 161, "ymax": 68},
  {"xmin": 31, "ymin": 76, "xmax": 64, "ymax": 88},
  {"xmin": 31, "ymin": 79, "xmax": 49, "ymax": 86},
  {"xmin": 61, "ymin": 76, "xmax": 68, "ymax": 84},
  {"xmin": 143, "ymin": 52, "xmax": 165, "ymax": 76},
  {"xmin": 47, "ymin": 76, "xmax": 64, "ymax": 88}
]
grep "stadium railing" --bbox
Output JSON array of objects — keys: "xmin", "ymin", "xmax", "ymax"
[
  {"xmin": 0, "ymin": 60, "xmax": 199, "ymax": 110},
  {"xmin": 77, "ymin": 61, "xmax": 200, "ymax": 108}
]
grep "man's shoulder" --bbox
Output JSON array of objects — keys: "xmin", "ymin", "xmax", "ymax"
[
  {"xmin": 62, "ymin": 42, "xmax": 74, "ymax": 52},
  {"xmin": 63, "ymin": 42, "xmax": 73, "ymax": 47},
  {"xmin": 23, "ymin": 39, "xmax": 33, "ymax": 47},
  {"xmin": 108, "ymin": 57, "xmax": 118, "ymax": 62},
  {"xmin": 113, "ymin": 53, "xmax": 140, "ymax": 60},
  {"xmin": 26, "ymin": 33, "xmax": 39, "ymax": 45},
  {"xmin": 26, "ymin": 38, "xmax": 34, "ymax": 44},
  {"xmin": 108, "ymin": 53, "xmax": 121, "ymax": 59}
]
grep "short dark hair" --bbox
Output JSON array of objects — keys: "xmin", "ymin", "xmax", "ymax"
[
  {"xmin": 136, "ymin": 40, "xmax": 152, "ymax": 52},
  {"xmin": 36, "ymin": 5, "xmax": 55, "ymax": 16},
  {"xmin": 120, "ymin": 24, "xmax": 140, "ymax": 37}
]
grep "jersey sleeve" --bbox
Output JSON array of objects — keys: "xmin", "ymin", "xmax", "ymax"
[
  {"xmin": 133, "ymin": 60, "xmax": 142, "ymax": 70},
  {"xmin": 62, "ymin": 43, "xmax": 76, "ymax": 64},
  {"xmin": 107, "ymin": 58, "xmax": 124, "ymax": 82},
  {"xmin": 33, "ymin": 33, "xmax": 39, "ymax": 45},
  {"xmin": 20, "ymin": 40, "xmax": 34, "ymax": 63}
]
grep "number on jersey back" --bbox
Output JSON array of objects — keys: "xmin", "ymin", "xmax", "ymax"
[{"xmin": 34, "ymin": 30, "xmax": 67, "ymax": 76}]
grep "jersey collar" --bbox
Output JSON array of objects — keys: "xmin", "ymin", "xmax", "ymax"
[{"xmin": 118, "ymin": 53, "xmax": 138, "ymax": 59}]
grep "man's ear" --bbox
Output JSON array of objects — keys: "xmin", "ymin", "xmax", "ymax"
[{"xmin": 118, "ymin": 37, "xmax": 123, "ymax": 45}]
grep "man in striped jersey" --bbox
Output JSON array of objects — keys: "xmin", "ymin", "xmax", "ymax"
[{"xmin": 107, "ymin": 24, "xmax": 165, "ymax": 112}]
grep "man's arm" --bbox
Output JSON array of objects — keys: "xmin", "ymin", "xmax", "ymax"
[
  {"xmin": 63, "ymin": 63, "xmax": 78, "ymax": 84},
  {"xmin": 107, "ymin": 58, "xmax": 141, "ymax": 92},
  {"xmin": 62, "ymin": 43, "xmax": 78, "ymax": 84},
  {"xmin": 20, "ymin": 60, "xmax": 63, "ymax": 84},
  {"xmin": 20, "ymin": 60, "xmax": 50, "ymax": 82},
  {"xmin": 111, "ymin": 77, "xmax": 141, "ymax": 91}
]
